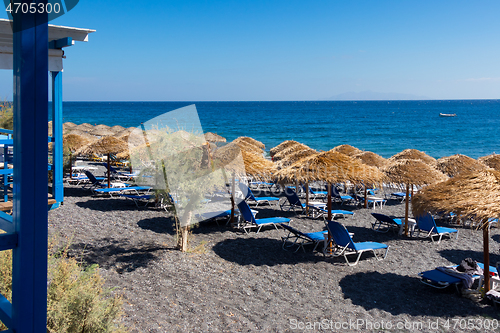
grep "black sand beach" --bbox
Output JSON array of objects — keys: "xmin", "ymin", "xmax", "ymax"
[{"xmin": 49, "ymin": 174, "xmax": 500, "ymax": 332}]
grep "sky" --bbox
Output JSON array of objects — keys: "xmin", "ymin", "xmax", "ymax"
[{"xmin": 1, "ymin": 0, "xmax": 500, "ymax": 101}]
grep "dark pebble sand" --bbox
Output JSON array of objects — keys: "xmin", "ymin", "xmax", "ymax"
[{"xmin": 49, "ymin": 169, "xmax": 500, "ymax": 332}]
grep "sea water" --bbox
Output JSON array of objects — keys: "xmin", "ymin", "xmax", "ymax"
[{"xmin": 57, "ymin": 100, "xmax": 500, "ymax": 159}]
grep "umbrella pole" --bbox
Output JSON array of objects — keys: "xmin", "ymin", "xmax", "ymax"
[
  {"xmin": 296, "ymin": 179, "xmax": 299, "ymax": 194},
  {"xmin": 69, "ymin": 153, "xmax": 73, "ymax": 179},
  {"xmin": 230, "ymin": 173, "xmax": 235, "ymax": 227},
  {"xmin": 484, "ymin": 222, "xmax": 490, "ymax": 293},
  {"xmin": 364, "ymin": 184, "xmax": 367, "ymax": 208},
  {"xmin": 305, "ymin": 183, "xmax": 309, "ymax": 216},
  {"xmin": 107, "ymin": 153, "xmax": 111, "ymax": 188},
  {"xmin": 327, "ymin": 182, "xmax": 332, "ymax": 254},
  {"xmin": 404, "ymin": 183, "xmax": 410, "ymax": 237}
]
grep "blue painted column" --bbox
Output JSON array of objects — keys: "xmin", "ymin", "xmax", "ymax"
[
  {"xmin": 52, "ymin": 71, "xmax": 63, "ymax": 207},
  {"xmin": 11, "ymin": 2, "xmax": 49, "ymax": 331}
]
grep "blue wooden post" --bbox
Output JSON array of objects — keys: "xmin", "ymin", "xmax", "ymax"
[
  {"xmin": 51, "ymin": 71, "xmax": 63, "ymax": 207},
  {"xmin": 11, "ymin": 1, "xmax": 49, "ymax": 331}
]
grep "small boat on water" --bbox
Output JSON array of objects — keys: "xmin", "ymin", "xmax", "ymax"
[{"xmin": 439, "ymin": 113, "xmax": 457, "ymax": 117}]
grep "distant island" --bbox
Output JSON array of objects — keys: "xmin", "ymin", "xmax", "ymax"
[{"xmin": 328, "ymin": 90, "xmax": 429, "ymax": 101}]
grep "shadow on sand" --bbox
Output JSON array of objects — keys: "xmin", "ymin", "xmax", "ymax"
[
  {"xmin": 339, "ymin": 271, "xmax": 499, "ymax": 318},
  {"xmin": 69, "ymin": 237, "xmax": 171, "ymax": 273},
  {"xmin": 213, "ymin": 237, "xmax": 323, "ymax": 266}
]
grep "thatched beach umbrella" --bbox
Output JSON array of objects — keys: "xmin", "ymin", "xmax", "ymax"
[
  {"xmin": 80, "ymin": 136, "xmax": 129, "ymax": 187},
  {"xmin": 63, "ymin": 134, "xmax": 93, "ymax": 178},
  {"xmin": 273, "ymin": 143, "xmax": 310, "ymax": 162},
  {"xmin": 233, "ymin": 136, "xmax": 265, "ymax": 150},
  {"xmin": 332, "ymin": 144, "xmax": 363, "ymax": 157},
  {"xmin": 68, "ymin": 129, "xmax": 97, "ymax": 141},
  {"xmin": 74, "ymin": 123, "xmax": 94, "ymax": 132},
  {"xmin": 109, "ymin": 125, "xmax": 126, "ymax": 133},
  {"xmin": 276, "ymin": 147, "xmax": 318, "ymax": 168},
  {"xmin": 354, "ymin": 151, "xmax": 387, "ymax": 168},
  {"xmin": 382, "ymin": 159, "xmax": 448, "ymax": 236},
  {"xmin": 232, "ymin": 139, "xmax": 264, "ymax": 156},
  {"xmin": 270, "ymin": 140, "xmax": 300, "ymax": 157},
  {"xmin": 89, "ymin": 127, "xmax": 116, "ymax": 137},
  {"xmin": 389, "ymin": 148, "xmax": 437, "ymax": 166},
  {"xmin": 412, "ymin": 169, "xmax": 500, "ymax": 292},
  {"xmin": 276, "ymin": 150, "xmax": 384, "ymax": 218},
  {"xmin": 479, "ymin": 154, "xmax": 500, "ymax": 171},
  {"xmin": 204, "ymin": 132, "xmax": 226, "ymax": 143},
  {"xmin": 63, "ymin": 122, "xmax": 77, "ymax": 129},
  {"xmin": 436, "ymin": 154, "xmax": 489, "ymax": 177}
]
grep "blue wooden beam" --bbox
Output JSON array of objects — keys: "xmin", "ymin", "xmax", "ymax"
[
  {"xmin": 0, "ymin": 232, "xmax": 17, "ymax": 251},
  {"xmin": 0, "ymin": 293, "xmax": 13, "ymax": 330},
  {"xmin": 48, "ymin": 37, "xmax": 72, "ymax": 49},
  {"xmin": 11, "ymin": 2, "xmax": 49, "ymax": 331},
  {"xmin": 51, "ymin": 70, "xmax": 64, "ymax": 206}
]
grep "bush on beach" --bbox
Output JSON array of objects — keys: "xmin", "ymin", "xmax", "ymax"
[{"xmin": 0, "ymin": 238, "xmax": 128, "ymax": 332}]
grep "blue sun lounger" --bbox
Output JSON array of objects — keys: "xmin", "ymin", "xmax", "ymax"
[
  {"xmin": 93, "ymin": 186, "xmax": 151, "ymax": 197},
  {"xmin": 308, "ymin": 207, "xmax": 354, "ymax": 219},
  {"xmin": 302, "ymin": 185, "xmax": 328, "ymax": 199},
  {"xmin": 325, "ymin": 220, "xmax": 389, "ymax": 266},
  {"xmin": 390, "ymin": 192, "xmax": 411, "ymax": 202},
  {"xmin": 237, "ymin": 200, "xmax": 290, "ymax": 234},
  {"xmin": 371, "ymin": 213, "xmax": 402, "ymax": 233},
  {"xmin": 239, "ymin": 183, "xmax": 280, "ymax": 207},
  {"xmin": 280, "ymin": 224, "xmax": 327, "ymax": 253},
  {"xmin": 119, "ymin": 193, "xmax": 155, "ymax": 207},
  {"xmin": 419, "ymin": 263, "xmax": 496, "ymax": 293},
  {"xmin": 280, "ymin": 190, "xmax": 306, "ymax": 213},
  {"xmin": 330, "ymin": 185, "xmax": 355, "ymax": 205},
  {"xmin": 416, "ymin": 213, "xmax": 458, "ymax": 243}
]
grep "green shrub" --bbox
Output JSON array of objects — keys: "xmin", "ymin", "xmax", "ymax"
[
  {"xmin": 0, "ymin": 241, "xmax": 128, "ymax": 332},
  {"xmin": 0, "ymin": 102, "xmax": 13, "ymax": 130}
]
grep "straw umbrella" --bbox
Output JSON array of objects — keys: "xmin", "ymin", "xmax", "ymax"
[
  {"xmin": 412, "ymin": 169, "xmax": 500, "ymax": 292},
  {"xmin": 68, "ymin": 129, "xmax": 97, "ymax": 141},
  {"xmin": 331, "ymin": 144, "xmax": 363, "ymax": 157},
  {"xmin": 109, "ymin": 125, "xmax": 126, "ymax": 133},
  {"xmin": 74, "ymin": 123, "xmax": 94, "ymax": 132},
  {"xmin": 273, "ymin": 143, "xmax": 311, "ymax": 162},
  {"xmin": 436, "ymin": 154, "xmax": 489, "ymax": 177},
  {"xmin": 233, "ymin": 136, "xmax": 265, "ymax": 150},
  {"xmin": 354, "ymin": 151, "xmax": 387, "ymax": 168},
  {"xmin": 270, "ymin": 140, "xmax": 300, "ymax": 157},
  {"xmin": 382, "ymin": 159, "xmax": 448, "ymax": 236},
  {"xmin": 353, "ymin": 151, "xmax": 387, "ymax": 207},
  {"xmin": 275, "ymin": 150, "xmax": 384, "ymax": 218},
  {"xmin": 232, "ymin": 139, "xmax": 264, "ymax": 156},
  {"xmin": 89, "ymin": 127, "xmax": 116, "ymax": 137},
  {"xmin": 63, "ymin": 134, "xmax": 93, "ymax": 178},
  {"xmin": 276, "ymin": 147, "xmax": 318, "ymax": 168},
  {"xmin": 389, "ymin": 148, "xmax": 437, "ymax": 166},
  {"xmin": 204, "ymin": 132, "xmax": 226, "ymax": 143},
  {"xmin": 79, "ymin": 136, "xmax": 129, "ymax": 187},
  {"xmin": 479, "ymin": 154, "xmax": 500, "ymax": 171}
]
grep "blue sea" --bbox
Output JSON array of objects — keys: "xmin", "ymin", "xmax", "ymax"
[{"xmin": 57, "ymin": 100, "xmax": 500, "ymax": 159}]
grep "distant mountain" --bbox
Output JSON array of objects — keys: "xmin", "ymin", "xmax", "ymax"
[{"xmin": 328, "ymin": 90, "xmax": 429, "ymax": 101}]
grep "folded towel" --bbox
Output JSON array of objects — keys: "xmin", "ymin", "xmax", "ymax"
[{"xmin": 436, "ymin": 266, "xmax": 474, "ymax": 289}]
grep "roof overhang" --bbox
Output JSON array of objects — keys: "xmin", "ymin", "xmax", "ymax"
[{"xmin": 0, "ymin": 19, "xmax": 95, "ymax": 71}]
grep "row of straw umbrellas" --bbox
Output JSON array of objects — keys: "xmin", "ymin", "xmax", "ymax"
[
  {"xmin": 217, "ymin": 138, "xmax": 500, "ymax": 293},
  {"xmin": 60, "ymin": 121, "xmax": 500, "ymax": 292}
]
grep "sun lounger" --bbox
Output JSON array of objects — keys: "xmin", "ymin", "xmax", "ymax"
[
  {"xmin": 238, "ymin": 183, "xmax": 280, "ymax": 207},
  {"xmin": 93, "ymin": 186, "xmax": 151, "ymax": 197},
  {"xmin": 119, "ymin": 193, "xmax": 155, "ymax": 207},
  {"xmin": 390, "ymin": 192, "xmax": 411, "ymax": 202},
  {"xmin": 371, "ymin": 213, "xmax": 402, "ymax": 233},
  {"xmin": 324, "ymin": 220, "xmax": 389, "ymax": 266},
  {"xmin": 302, "ymin": 185, "xmax": 327, "ymax": 199},
  {"xmin": 280, "ymin": 223, "xmax": 327, "ymax": 253},
  {"xmin": 419, "ymin": 263, "xmax": 496, "ymax": 294},
  {"xmin": 308, "ymin": 206, "xmax": 354, "ymax": 219},
  {"xmin": 330, "ymin": 185, "xmax": 355, "ymax": 205},
  {"xmin": 280, "ymin": 189, "xmax": 306, "ymax": 214},
  {"xmin": 237, "ymin": 200, "xmax": 290, "ymax": 234},
  {"xmin": 416, "ymin": 213, "xmax": 458, "ymax": 243}
]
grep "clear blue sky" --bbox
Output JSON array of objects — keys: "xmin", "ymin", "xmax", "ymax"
[{"xmin": 1, "ymin": 0, "xmax": 499, "ymax": 101}]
